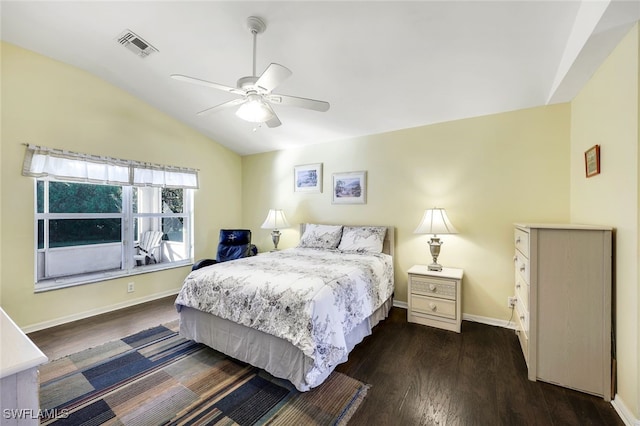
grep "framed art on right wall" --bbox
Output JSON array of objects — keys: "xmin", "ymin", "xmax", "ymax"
[
  {"xmin": 585, "ymin": 145, "xmax": 601, "ymax": 178},
  {"xmin": 332, "ymin": 171, "xmax": 367, "ymax": 204}
]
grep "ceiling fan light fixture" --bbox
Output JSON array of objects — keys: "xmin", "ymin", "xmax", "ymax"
[{"xmin": 235, "ymin": 94, "xmax": 274, "ymax": 123}]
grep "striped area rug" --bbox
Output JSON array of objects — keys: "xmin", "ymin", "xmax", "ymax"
[{"xmin": 39, "ymin": 322, "xmax": 369, "ymax": 425}]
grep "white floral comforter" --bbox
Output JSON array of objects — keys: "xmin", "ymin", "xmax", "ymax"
[{"xmin": 175, "ymin": 247, "xmax": 394, "ymax": 384}]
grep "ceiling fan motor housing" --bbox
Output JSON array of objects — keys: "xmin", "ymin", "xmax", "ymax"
[
  {"xmin": 246, "ymin": 16, "xmax": 266, "ymax": 35},
  {"xmin": 237, "ymin": 76, "xmax": 259, "ymax": 91}
]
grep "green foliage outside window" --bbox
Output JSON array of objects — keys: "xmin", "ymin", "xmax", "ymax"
[
  {"xmin": 49, "ymin": 181, "xmax": 122, "ymax": 213},
  {"xmin": 38, "ymin": 181, "xmax": 123, "ymax": 248}
]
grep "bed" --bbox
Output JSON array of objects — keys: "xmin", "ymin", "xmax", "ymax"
[{"xmin": 175, "ymin": 224, "xmax": 395, "ymax": 391}]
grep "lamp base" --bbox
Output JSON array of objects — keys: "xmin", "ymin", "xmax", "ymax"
[
  {"xmin": 270, "ymin": 229, "xmax": 281, "ymax": 251},
  {"xmin": 428, "ymin": 263, "xmax": 443, "ymax": 272},
  {"xmin": 428, "ymin": 237, "xmax": 443, "ymax": 272}
]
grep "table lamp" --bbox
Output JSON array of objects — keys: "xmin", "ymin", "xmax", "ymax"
[
  {"xmin": 414, "ymin": 208, "xmax": 458, "ymax": 271},
  {"xmin": 261, "ymin": 209, "xmax": 290, "ymax": 251}
]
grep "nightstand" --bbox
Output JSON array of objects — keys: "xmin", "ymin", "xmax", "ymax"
[{"xmin": 407, "ymin": 265, "xmax": 463, "ymax": 333}]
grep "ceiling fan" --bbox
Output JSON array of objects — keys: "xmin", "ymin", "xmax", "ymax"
[{"xmin": 171, "ymin": 16, "xmax": 330, "ymax": 128}]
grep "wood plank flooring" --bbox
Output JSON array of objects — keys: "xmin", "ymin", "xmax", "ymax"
[
  {"xmin": 29, "ymin": 298, "xmax": 623, "ymax": 425},
  {"xmin": 28, "ymin": 296, "xmax": 179, "ymax": 360}
]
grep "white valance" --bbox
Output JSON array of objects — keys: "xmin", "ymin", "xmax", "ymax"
[
  {"xmin": 132, "ymin": 163, "xmax": 199, "ymax": 188},
  {"xmin": 22, "ymin": 145, "xmax": 199, "ymax": 189}
]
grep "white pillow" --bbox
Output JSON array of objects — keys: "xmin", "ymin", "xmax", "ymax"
[
  {"xmin": 298, "ymin": 224, "xmax": 343, "ymax": 249},
  {"xmin": 338, "ymin": 226, "xmax": 387, "ymax": 253}
]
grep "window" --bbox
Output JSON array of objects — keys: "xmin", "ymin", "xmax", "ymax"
[
  {"xmin": 23, "ymin": 145, "xmax": 198, "ymax": 291},
  {"xmin": 35, "ymin": 179, "xmax": 193, "ymax": 289}
]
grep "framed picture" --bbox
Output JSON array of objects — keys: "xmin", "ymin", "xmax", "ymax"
[
  {"xmin": 294, "ymin": 163, "xmax": 322, "ymax": 193},
  {"xmin": 332, "ymin": 171, "xmax": 367, "ymax": 204},
  {"xmin": 585, "ymin": 145, "xmax": 601, "ymax": 178}
]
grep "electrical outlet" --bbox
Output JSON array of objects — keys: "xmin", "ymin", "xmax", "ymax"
[
  {"xmin": 507, "ymin": 296, "xmax": 517, "ymax": 308},
  {"xmin": 127, "ymin": 282, "xmax": 135, "ymax": 293}
]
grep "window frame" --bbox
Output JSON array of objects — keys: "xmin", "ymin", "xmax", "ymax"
[{"xmin": 34, "ymin": 178, "xmax": 194, "ymax": 292}]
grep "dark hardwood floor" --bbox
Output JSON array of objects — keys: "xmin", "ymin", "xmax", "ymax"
[
  {"xmin": 29, "ymin": 298, "xmax": 622, "ymax": 426},
  {"xmin": 337, "ymin": 308, "xmax": 622, "ymax": 426}
]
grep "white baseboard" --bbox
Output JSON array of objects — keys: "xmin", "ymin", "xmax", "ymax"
[
  {"xmin": 612, "ymin": 395, "xmax": 640, "ymax": 426},
  {"xmin": 462, "ymin": 313, "xmax": 517, "ymax": 330},
  {"xmin": 22, "ymin": 289, "xmax": 180, "ymax": 334},
  {"xmin": 392, "ymin": 299, "xmax": 408, "ymax": 310}
]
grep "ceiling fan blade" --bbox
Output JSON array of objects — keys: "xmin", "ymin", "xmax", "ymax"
[
  {"xmin": 171, "ymin": 74, "xmax": 244, "ymax": 95},
  {"xmin": 256, "ymin": 63, "xmax": 292, "ymax": 93},
  {"xmin": 262, "ymin": 102, "xmax": 281, "ymax": 128},
  {"xmin": 196, "ymin": 98, "xmax": 246, "ymax": 116},
  {"xmin": 265, "ymin": 114, "xmax": 282, "ymax": 128},
  {"xmin": 267, "ymin": 93, "xmax": 330, "ymax": 112}
]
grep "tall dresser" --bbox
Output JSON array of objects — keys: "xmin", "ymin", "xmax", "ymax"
[{"xmin": 513, "ymin": 223, "xmax": 612, "ymax": 401}]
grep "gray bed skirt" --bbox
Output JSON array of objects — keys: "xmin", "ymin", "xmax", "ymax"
[{"xmin": 178, "ymin": 296, "xmax": 393, "ymax": 391}]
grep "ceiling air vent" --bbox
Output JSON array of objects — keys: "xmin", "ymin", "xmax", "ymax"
[{"xmin": 116, "ymin": 29, "xmax": 158, "ymax": 58}]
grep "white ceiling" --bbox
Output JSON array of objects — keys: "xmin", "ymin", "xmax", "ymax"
[{"xmin": 2, "ymin": 1, "xmax": 639, "ymax": 156}]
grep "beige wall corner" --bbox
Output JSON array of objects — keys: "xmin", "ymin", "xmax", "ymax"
[{"xmin": 570, "ymin": 23, "xmax": 640, "ymax": 421}]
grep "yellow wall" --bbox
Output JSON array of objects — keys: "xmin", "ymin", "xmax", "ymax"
[
  {"xmin": 570, "ymin": 24, "xmax": 639, "ymax": 419},
  {"xmin": 242, "ymin": 104, "xmax": 570, "ymax": 320},
  {"xmin": 0, "ymin": 42, "xmax": 243, "ymax": 329}
]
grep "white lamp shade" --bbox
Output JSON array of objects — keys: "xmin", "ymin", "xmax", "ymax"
[
  {"xmin": 414, "ymin": 208, "xmax": 458, "ymax": 235},
  {"xmin": 260, "ymin": 209, "xmax": 291, "ymax": 230},
  {"xmin": 236, "ymin": 95, "xmax": 274, "ymax": 123}
]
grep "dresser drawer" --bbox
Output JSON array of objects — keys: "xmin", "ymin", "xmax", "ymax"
[
  {"xmin": 514, "ymin": 228, "xmax": 530, "ymax": 258},
  {"xmin": 515, "ymin": 307, "xmax": 529, "ymax": 365},
  {"xmin": 515, "ymin": 273, "xmax": 529, "ymax": 310},
  {"xmin": 409, "ymin": 275, "xmax": 456, "ymax": 300},
  {"xmin": 515, "ymin": 297, "xmax": 528, "ymax": 336},
  {"xmin": 514, "ymin": 250, "xmax": 530, "ymax": 285},
  {"xmin": 411, "ymin": 294, "xmax": 456, "ymax": 319}
]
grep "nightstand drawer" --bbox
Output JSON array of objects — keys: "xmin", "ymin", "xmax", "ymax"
[
  {"xmin": 409, "ymin": 276, "xmax": 456, "ymax": 300},
  {"xmin": 411, "ymin": 294, "xmax": 456, "ymax": 319}
]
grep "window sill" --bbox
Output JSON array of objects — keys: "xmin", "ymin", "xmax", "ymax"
[{"xmin": 34, "ymin": 260, "xmax": 192, "ymax": 293}]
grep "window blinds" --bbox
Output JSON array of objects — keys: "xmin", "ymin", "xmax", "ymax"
[{"xmin": 22, "ymin": 144, "xmax": 199, "ymax": 189}]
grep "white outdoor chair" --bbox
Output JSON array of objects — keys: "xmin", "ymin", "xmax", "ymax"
[{"xmin": 134, "ymin": 230, "xmax": 163, "ymax": 265}]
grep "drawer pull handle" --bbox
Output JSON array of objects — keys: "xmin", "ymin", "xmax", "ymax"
[
  {"xmin": 429, "ymin": 303, "xmax": 437, "ymax": 311},
  {"xmin": 513, "ymin": 255, "xmax": 518, "ymax": 262},
  {"xmin": 519, "ymin": 264, "xmax": 526, "ymax": 272},
  {"xmin": 516, "ymin": 237, "xmax": 521, "ymax": 244},
  {"xmin": 516, "ymin": 284, "xmax": 521, "ymax": 289},
  {"xmin": 520, "ymin": 315, "xmax": 525, "ymax": 321},
  {"xmin": 429, "ymin": 284, "xmax": 436, "ymax": 292}
]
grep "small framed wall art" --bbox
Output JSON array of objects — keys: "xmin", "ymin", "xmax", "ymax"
[
  {"xmin": 332, "ymin": 171, "xmax": 367, "ymax": 204},
  {"xmin": 294, "ymin": 163, "xmax": 322, "ymax": 193},
  {"xmin": 584, "ymin": 145, "xmax": 601, "ymax": 178}
]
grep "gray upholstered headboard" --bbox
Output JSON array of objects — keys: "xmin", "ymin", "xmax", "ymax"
[{"xmin": 299, "ymin": 224, "xmax": 395, "ymax": 257}]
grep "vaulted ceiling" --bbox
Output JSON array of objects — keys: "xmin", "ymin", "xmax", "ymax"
[{"xmin": 2, "ymin": 1, "xmax": 639, "ymax": 155}]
